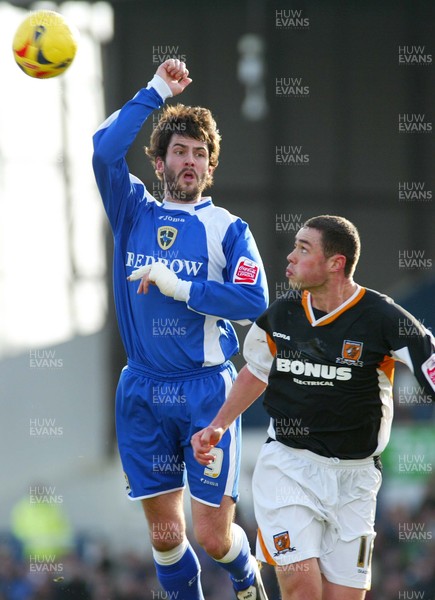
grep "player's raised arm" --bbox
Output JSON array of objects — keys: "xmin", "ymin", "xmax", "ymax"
[
  {"xmin": 92, "ymin": 60, "xmax": 192, "ymax": 231},
  {"xmin": 93, "ymin": 59, "xmax": 191, "ymax": 167}
]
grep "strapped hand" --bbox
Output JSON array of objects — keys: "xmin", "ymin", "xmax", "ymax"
[{"xmin": 128, "ymin": 262, "xmax": 180, "ymax": 297}]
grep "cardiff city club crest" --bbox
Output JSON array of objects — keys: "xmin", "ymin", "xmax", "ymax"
[{"xmin": 157, "ymin": 226, "xmax": 178, "ymax": 250}]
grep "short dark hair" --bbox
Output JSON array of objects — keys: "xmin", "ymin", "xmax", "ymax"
[
  {"xmin": 303, "ymin": 215, "xmax": 361, "ymax": 277},
  {"xmin": 145, "ymin": 104, "xmax": 221, "ymax": 186}
]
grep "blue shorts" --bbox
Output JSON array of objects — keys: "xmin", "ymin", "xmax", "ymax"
[{"xmin": 115, "ymin": 359, "xmax": 241, "ymax": 507}]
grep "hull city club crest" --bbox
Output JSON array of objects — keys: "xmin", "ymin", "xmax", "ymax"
[
  {"xmin": 336, "ymin": 339, "xmax": 364, "ymax": 367},
  {"xmin": 157, "ymin": 226, "xmax": 178, "ymax": 250},
  {"xmin": 273, "ymin": 531, "xmax": 296, "ymax": 556}
]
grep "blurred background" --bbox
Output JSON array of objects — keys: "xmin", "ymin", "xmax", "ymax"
[{"xmin": 0, "ymin": 0, "xmax": 434, "ymax": 598}]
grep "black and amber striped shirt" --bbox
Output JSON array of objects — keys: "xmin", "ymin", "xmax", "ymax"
[{"xmin": 244, "ymin": 286, "xmax": 435, "ymax": 459}]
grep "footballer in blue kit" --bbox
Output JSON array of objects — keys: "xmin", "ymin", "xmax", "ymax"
[{"xmin": 92, "ymin": 59, "xmax": 269, "ymax": 599}]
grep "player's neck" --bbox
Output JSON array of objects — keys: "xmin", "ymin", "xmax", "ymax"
[
  {"xmin": 164, "ymin": 191, "xmax": 203, "ymax": 204},
  {"xmin": 164, "ymin": 195, "xmax": 200, "ymax": 204},
  {"xmin": 310, "ymin": 278, "xmax": 358, "ymax": 314}
]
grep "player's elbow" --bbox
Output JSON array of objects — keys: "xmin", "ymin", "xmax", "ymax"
[
  {"xmin": 92, "ymin": 138, "xmax": 106, "ymax": 164},
  {"xmin": 92, "ymin": 131, "xmax": 115, "ymax": 166}
]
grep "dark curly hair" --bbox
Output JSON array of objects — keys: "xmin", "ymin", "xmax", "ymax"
[{"xmin": 145, "ymin": 104, "xmax": 221, "ymax": 186}]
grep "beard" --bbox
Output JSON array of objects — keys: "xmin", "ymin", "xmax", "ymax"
[{"xmin": 163, "ymin": 165, "xmax": 210, "ymax": 203}]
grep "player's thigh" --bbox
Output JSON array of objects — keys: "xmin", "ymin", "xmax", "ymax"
[
  {"xmin": 275, "ymin": 558, "xmax": 322, "ymax": 600},
  {"xmin": 322, "ymin": 575, "xmax": 367, "ymax": 600},
  {"xmin": 185, "ymin": 364, "xmax": 241, "ymax": 507},
  {"xmin": 319, "ymin": 532, "xmax": 376, "ymax": 592},
  {"xmin": 190, "ymin": 494, "xmax": 236, "ymax": 558},
  {"xmin": 319, "ymin": 463, "xmax": 380, "ymax": 590},
  {"xmin": 253, "ymin": 442, "xmax": 324, "ymax": 567},
  {"xmin": 116, "ymin": 368, "xmax": 186, "ymax": 498},
  {"xmin": 141, "ymin": 489, "xmax": 186, "ymax": 551}
]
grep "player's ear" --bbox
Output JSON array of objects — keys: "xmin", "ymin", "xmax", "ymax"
[
  {"xmin": 329, "ymin": 254, "xmax": 346, "ymax": 273},
  {"xmin": 155, "ymin": 156, "xmax": 165, "ymax": 174}
]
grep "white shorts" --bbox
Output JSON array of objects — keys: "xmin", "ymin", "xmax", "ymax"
[{"xmin": 253, "ymin": 441, "xmax": 382, "ymax": 590}]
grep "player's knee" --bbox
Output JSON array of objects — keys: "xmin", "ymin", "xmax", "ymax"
[
  {"xmin": 193, "ymin": 525, "xmax": 229, "ymax": 559},
  {"xmin": 276, "ymin": 560, "xmax": 322, "ymax": 600},
  {"xmin": 197, "ymin": 535, "xmax": 227, "ymax": 559},
  {"xmin": 149, "ymin": 520, "xmax": 186, "ymax": 552}
]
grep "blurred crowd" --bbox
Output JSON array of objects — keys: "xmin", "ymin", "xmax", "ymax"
[
  {"xmin": 1, "ymin": 473, "xmax": 435, "ymax": 600},
  {"xmin": 3, "ymin": 371, "xmax": 433, "ymax": 599}
]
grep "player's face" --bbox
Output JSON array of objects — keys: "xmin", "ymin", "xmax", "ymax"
[
  {"xmin": 286, "ymin": 227, "xmax": 332, "ymax": 290},
  {"xmin": 157, "ymin": 134, "xmax": 213, "ymax": 203}
]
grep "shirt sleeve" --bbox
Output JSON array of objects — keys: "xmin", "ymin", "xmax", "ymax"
[
  {"xmin": 186, "ymin": 219, "xmax": 269, "ymax": 322},
  {"xmin": 383, "ymin": 301, "xmax": 435, "ymax": 395},
  {"xmin": 243, "ymin": 322, "xmax": 276, "ymax": 383},
  {"xmin": 92, "ymin": 86, "xmax": 164, "ymax": 232}
]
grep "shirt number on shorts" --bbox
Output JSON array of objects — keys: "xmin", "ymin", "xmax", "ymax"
[
  {"xmin": 204, "ymin": 448, "xmax": 223, "ymax": 479},
  {"xmin": 357, "ymin": 535, "xmax": 374, "ymax": 571}
]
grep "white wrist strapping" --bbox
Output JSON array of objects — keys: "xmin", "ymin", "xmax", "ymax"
[
  {"xmin": 146, "ymin": 74, "xmax": 173, "ymax": 101},
  {"xmin": 128, "ymin": 262, "xmax": 191, "ymax": 302},
  {"xmin": 174, "ymin": 280, "xmax": 192, "ymax": 302}
]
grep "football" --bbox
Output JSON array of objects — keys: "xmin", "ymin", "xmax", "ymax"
[{"xmin": 12, "ymin": 10, "xmax": 79, "ymax": 79}]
